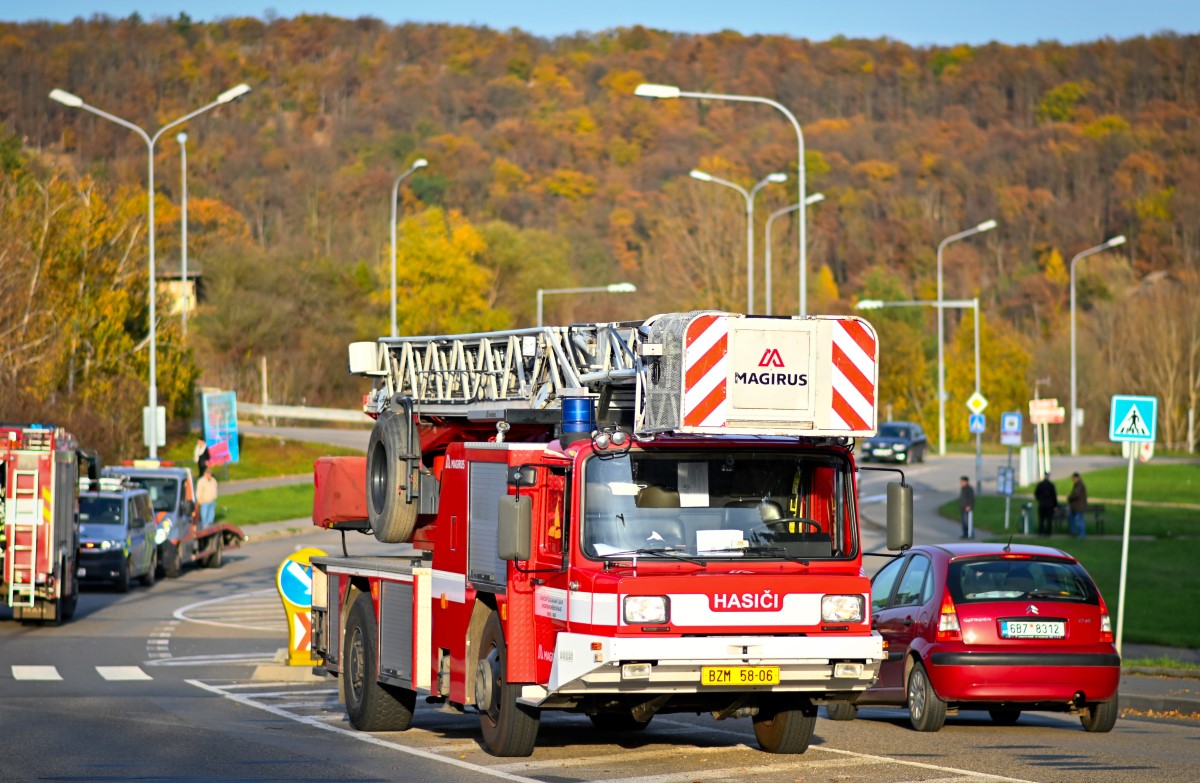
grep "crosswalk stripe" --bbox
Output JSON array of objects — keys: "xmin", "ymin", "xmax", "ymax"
[
  {"xmin": 12, "ymin": 665, "xmax": 61, "ymax": 681},
  {"xmin": 97, "ymin": 666, "xmax": 153, "ymax": 681}
]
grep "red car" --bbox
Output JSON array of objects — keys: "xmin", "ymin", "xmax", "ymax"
[{"xmin": 827, "ymin": 543, "xmax": 1120, "ymax": 732}]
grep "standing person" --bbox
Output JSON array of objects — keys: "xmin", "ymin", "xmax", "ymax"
[
  {"xmin": 196, "ymin": 465, "xmax": 218, "ymax": 527},
  {"xmin": 1034, "ymin": 472, "xmax": 1058, "ymax": 536},
  {"xmin": 1067, "ymin": 472, "xmax": 1088, "ymax": 538},
  {"xmin": 194, "ymin": 437, "xmax": 210, "ymax": 475},
  {"xmin": 958, "ymin": 476, "xmax": 975, "ymax": 539}
]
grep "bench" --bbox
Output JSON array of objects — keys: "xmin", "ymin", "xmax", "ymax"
[{"xmin": 1052, "ymin": 504, "xmax": 1106, "ymax": 535}]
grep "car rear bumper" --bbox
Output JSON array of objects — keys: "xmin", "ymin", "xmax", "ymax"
[{"xmin": 927, "ymin": 651, "xmax": 1120, "ymax": 703}]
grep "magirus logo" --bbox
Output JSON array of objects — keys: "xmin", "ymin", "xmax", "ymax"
[
  {"xmin": 758, "ymin": 348, "xmax": 785, "ymax": 367},
  {"xmin": 736, "ymin": 348, "xmax": 807, "ymax": 386}
]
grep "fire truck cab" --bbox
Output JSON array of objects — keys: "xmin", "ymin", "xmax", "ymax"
[{"xmin": 310, "ymin": 312, "xmax": 913, "ymax": 757}]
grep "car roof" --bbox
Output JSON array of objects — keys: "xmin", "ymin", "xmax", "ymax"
[
  {"xmin": 914, "ymin": 542, "xmax": 1078, "ymax": 561},
  {"xmin": 105, "ymin": 465, "xmax": 191, "ymax": 478},
  {"xmin": 80, "ymin": 487, "xmax": 149, "ymax": 500}
]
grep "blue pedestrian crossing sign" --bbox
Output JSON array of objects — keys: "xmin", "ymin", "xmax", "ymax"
[
  {"xmin": 1109, "ymin": 395, "xmax": 1157, "ymax": 443},
  {"xmin": 968, "ymin": 413, "xmax": 986, "ymax": 434}
]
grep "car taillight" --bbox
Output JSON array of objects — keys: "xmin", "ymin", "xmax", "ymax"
[
  {"xmin": 936, "ymin": 593, "xmax": 961, "ymax": 642},
  {"xmin": 1098, "ymin": 595, "xmax": 1113, "ymax": 643}
]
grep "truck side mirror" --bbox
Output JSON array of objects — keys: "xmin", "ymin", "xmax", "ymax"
[
  {"xmin": 497, "ymin": 495, "xmax": 532, "ymax": 561},
  {"xmin": 506, "ymin": 466, "xmax": 537, "ymax": 488},
  {"xmin": 886, "ymin": 481, "xmax": 913, "ymax": 550}
]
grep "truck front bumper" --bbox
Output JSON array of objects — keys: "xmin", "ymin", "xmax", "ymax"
[{"xmin": 531, "ymin": 632, "xmax": 883, "ymax": 705}]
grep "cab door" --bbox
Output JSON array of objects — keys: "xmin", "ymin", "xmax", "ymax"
[{"xmin": 873, "ymin": 553, "xmax": 935, "ymax": 698}]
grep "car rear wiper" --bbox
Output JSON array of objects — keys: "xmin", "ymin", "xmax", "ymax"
[{"xmin": 1025, "ymin": 588, "xmax": 1086, "ymax": 600}]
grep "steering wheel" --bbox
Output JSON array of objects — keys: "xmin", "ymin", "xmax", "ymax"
[{"xmin": 758, "ymin": 516, "xmax": 825, "ymax": 535}]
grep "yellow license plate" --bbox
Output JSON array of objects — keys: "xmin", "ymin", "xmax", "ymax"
[{"xmin": 700, "ymin": 666, "xmax": 780, "ymax": 686}]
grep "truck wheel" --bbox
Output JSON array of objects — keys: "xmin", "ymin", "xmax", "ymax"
[
  {"xmin": 203, "ymin": 535, "xmax": 224, "ymax": 569},
  {"xmin": 115, "ymin": 556, "xmax": 131, "ymax": 593},
  {"xmin": 343, "ymin": 593, "xmax": 416, "ymax": 731},
  {"xmin": 907, "ymin": 661, "xmax": 947, "ymax": 732},
  {"xmin": 162, "ymin": 542, "xmax": 183, "ymax": 578},
  {"xmin": 1080, "ymin": 695, "xmax": 1119, "ymax": 732},
  {"xmin": 368, "ymin": 410, "xmax": 419, "ymax": 543},
  {"xmin": 476, "ymin": 612, "xmax": 540, "ymax": 757},
  {"xmin": 60, "ymin": 575, "xmax": 78, "ymax": 621},
  {"xmin": 753, "ymin": 699, "xmax": 816, "ymax": 754},
  {"xmin": 824, "ymin": 702, "xmax": 858, "ymax": 721},
  {"xmin": 141, "ymin": 549, "xmax": 158, "ymax": 587}
]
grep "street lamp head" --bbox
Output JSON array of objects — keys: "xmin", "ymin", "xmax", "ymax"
[
  {"xmin": 805, "ymin": 192, "xmax": 826, "ymax": 205},
  {"xmin": 49, "ymin": 88, "xmax": 84, "ymax": 108},
  {"xmin": 976, "ymin": 219, "xmax": 998, "ymax": 233},
  {"xmin": 411, "ymin": 158, "xmax": 429, "ymax": 170},
  {"xmin": 1105, "ymin": 234, "xmax": 1127, "ymax": 248},
  {"xmin": 216, "ymin": 83, "xmax": 252, "ymax": 104},
  {"xmin": 177, "ymin": 132, "xmax": 187, "ymax": 144},
  {"xmin": 634, "ymin": 83, "xmax": 681, "ymax": 99},
  {"xmin": 689, "ymin": 169, "xmax": 714, "ymax": 182},
  {"xmin": 606, "ymin": 282, "xmax": 637, "ymax": 293},
  {"xmin": 855, "ymin": 299, "xmax": 884, "ymax": 310},
  {"xmin": 766, "ymin": 172, "xmax": 788, "ymax": 184}
]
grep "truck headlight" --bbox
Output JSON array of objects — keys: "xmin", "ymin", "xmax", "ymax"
[
  {"xmin": 623, "ymin": 595, "xmax": 670, "ymax": 624},
  {"xmin": 822, "ymin": 594, "xmax": 864, "ymax": 623},
  {"xmin": 155, "ymin": 526, "xmax": 168, "ymax": 544}
]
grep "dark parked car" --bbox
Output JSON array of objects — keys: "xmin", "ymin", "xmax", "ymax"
[
  {"xmin": 78, "ymin": 478, "xmax": 158, "ymax": 591},
  {"xmin": 860, "ymin": 421, "xmax": 927, "ymax": 464},
  {"xmin": 827, "ymin": 543, "xmax": 1120, "ymax": 732}
]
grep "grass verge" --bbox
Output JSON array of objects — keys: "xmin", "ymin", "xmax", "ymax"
[
  {"xmin": 216, "ymin": 483, "xmax": 314, "ymax": 527},
  {"xmin": 162, "ymin": 433, "xmax": 362, "ymax": 480}
]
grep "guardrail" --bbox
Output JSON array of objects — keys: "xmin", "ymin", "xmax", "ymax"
[{"xmin": 237, "ymin": 402, "xmax": 367, "ymax": 424}]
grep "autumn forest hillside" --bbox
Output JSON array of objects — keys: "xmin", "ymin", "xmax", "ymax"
[{"xmin": 1, "ymin": 16, "xmax": 1198, "ymax": 458}]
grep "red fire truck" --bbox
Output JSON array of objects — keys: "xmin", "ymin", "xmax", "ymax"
[
  {"xmin": 310, "ymin": 312, "xmax": 913, "ymax": 757},
  {"xmin": 1, "ymin": 423, "xmax": 91, "ymax": 624}
]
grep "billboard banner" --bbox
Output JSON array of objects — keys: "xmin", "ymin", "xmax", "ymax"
[{"xmin": 201, "ymin": 391, "xmax": 240, "ymax": 465}]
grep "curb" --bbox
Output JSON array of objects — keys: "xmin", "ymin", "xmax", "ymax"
[{"xmin": 1120, "ymin": 692, "xmax": 1200, "ymax": 718}]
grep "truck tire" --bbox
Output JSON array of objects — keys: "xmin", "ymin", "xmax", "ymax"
[
  {"xmin": 476, "ymin": 612, "xmax": 540, "ymax": 757},
  {"xmin": 141, "ymin": 549, "xmax": 158, "ymax": 587},
  {"xmin": 368, "ymin": 409, "xmax": 419, "ymax": 543},
  {"xmin": 60, "ymin": 575, "xmax": 78, "ymax": 621},
  {"xmin": 203, "ymin": 535, "xmax": 224, "ymax": 569},
  {"xmin": 343, "ymin": 593, "xmax": 416, "ymax": 732},
  {"xmin": 161, "ymin": 542, "xmax": 183, "ymax": 578},
  {"xmin": 824, "ymin": 702, "xmax": 858, "ymax": 721},
  {"xmin": 752, "ymin": 699, "xmax": 816, "ymax": 754}
]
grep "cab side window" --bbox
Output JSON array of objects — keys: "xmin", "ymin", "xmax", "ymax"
[
  {"xmin": 130, "ymin": 495, "xmax": 151, "ymax": 529},
  {"xmin": 871, "ymin": 557, "xmax": 905, "ymax": 612},
  {"xmin": 893, "ymin": 555, "xmax": 933, "ymax": 607}
]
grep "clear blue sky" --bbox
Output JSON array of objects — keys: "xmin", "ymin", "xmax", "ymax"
[{"xmin": 4, "ymin": 1, "xmax": 1197, "ymax": 44}]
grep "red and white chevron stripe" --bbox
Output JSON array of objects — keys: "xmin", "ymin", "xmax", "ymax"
[
  {"xmin": 682, "ymin": 314, "xmax": 729, "ymax": 428},
  {"xmin": 830, "ymin": 319, "xmax": 877, "ymax": 432}
]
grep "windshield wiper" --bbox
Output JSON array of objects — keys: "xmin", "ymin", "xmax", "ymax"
[
  {"xmin": 1026, "ymin": 588, "xmax": 1085, "ymax": 600},
  {"xmin": 704, "ymin": 545, "xmax": 810, "ymax": 565},
  {"xmin": 601, "ymin": 548, "xmax": 707, "ymax": 565}
]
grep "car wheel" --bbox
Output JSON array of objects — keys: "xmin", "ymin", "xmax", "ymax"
[
  {"xmin": 907, "ymin": 661, "xmax": 947, "ymax": 732},
  {"xmin": 343, "ymin": 592, "xmax": 416, "ymax": 732},
  {"xmin": 114, "ymin": 556, "xmax": 131, "ymax": 593},
  {"xmin": 824, "ymin": 702, "xmax": 858, "ymax": 721},
  {"xmin": 141, "ymin": 549, "xmax": 158, "ymax": 587},
  {"xmin": 477, "ymin": 611, "xmax": 540, "ymax": 757},
  {"xmin": 203, "ymin": 535, "xmax": 224, "ymax": 569},
  {"xmin": 1080, "ymin": 695, "xmax": 1119, "ymax": 732},
  {"xmin": 162, "ymin": 542, "xmax": 183, "ymax": 578},
  {"xmin": 916, "ymin": 445, "xmax": 925, "ymax": 463},
  {"xmin": 752, "ymin": 699, "xmax": 816, "ymax": 754},
  {"xmin": 989, "ymin": 708, "xmax": 1021, "ymax": 725},
  {"xmin": 589, "ymin": 712, "xmax": 652, "ymax": 731}
]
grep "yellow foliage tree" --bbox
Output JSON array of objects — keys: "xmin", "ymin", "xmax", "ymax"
[{"xmin": 945, "ymin": 309, "xmax": 1031, "ymax": 442}]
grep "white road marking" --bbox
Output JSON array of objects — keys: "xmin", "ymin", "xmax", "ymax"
[
  {"xmin": 174, "ymin": 589, "xmax": 286, "ymax": 632},
  {"xmin": 97, "ymin": 666, "xmax": 152, "ymax": 681},
  {"xmin": 187, "ymin": 679, "xmax": 544, "ymax": 783},
  {"xmin": 588, "ymin": 756, "xmax": 884, "ymax": 783},
  {"xmin": 12, "ymin": 666, "xmax": 61, "ymax": 681},
  {"xmin": 491, "ymin": 741, "xmax": 754, "ymax": 772},
  {"xmin": 144, "ymin": 652, "xmax": 276, "ymax": 667}
]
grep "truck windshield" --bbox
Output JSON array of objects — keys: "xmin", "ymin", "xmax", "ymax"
[
  {"xmin": 581, "ymin": 449, "xmax": 857, "ymax": 561},
  {"xmin": 79, "ymin": 496, "xmax": 122, "ymax": 526},
  {"xmin": 131, "ymin": 476, "xmax": 180, "ymax": 513}
]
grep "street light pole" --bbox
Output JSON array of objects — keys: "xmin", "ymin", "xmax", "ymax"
[
  {"xmin": 390, "ymin": 158, "xmax": 429, "ymax": 338},
  {"xmin": 177, "ymin": 132, "xmax": 188, "ymax": 339},
  {"xmin": 690, "ymin": 170, "xmax": 785, "ymax": 314},
  {"xmin": 765, "ymin": 192, "xmax": 824, "ymax": 316},
  {"xmin": 1070, "ymin": 235, "xmax": 1127, "ymax": 455},
  {"xmin": 536, "ymin": 283, "xmax": 637, "ymax": 327},
  {"xmin": 936, "ymin": 219, "xmax": 997, "ymax": 456},
  {"xmin": 50, "ymin": 83, "xmax": 252, "ymax": 459},
  {"xmin": 634, "ymin": 83, "xmax": 810, "ymax": 314}
]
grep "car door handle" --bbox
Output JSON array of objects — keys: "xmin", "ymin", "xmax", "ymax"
[{"xmin": 902, "ymin": 617, "xmax": 914, "ymax": 627}]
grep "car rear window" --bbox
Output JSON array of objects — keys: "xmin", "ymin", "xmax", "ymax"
[{"xmin": 947, "ymin": 557, "xmax": 1099, "ymax": 605}]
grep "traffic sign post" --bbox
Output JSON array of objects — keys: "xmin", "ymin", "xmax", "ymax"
[
  {"xmin": 276, "ymin": 547, "xmax": 327, "ymax": 666},
  {"xmin": 966, "ymin": 393, "xmax": 989, "ymax": 497},
  {"xmin": 999, "ymin": 411, "xmax": 1022, "ymax": 529},
  {"xmin": 1108, "ymin": 395, "xmax": 1158, "ymax": 657}
]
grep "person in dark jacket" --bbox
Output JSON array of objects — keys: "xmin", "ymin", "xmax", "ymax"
[
  {"xmin": 1034, "ymin": 472, "xmax": 1058, "ymax": 536},
  {"xmin": 958, "ymin": 476, "xmax": 975, "ymax": 539},
  {"xmin": 1067, "ymin": 472, "xmax": 1088, "ymax": 538}
]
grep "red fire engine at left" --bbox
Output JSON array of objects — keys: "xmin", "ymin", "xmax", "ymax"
[{"xmin": 1, "ymin": 423, "xmax": 91, "ymax": 624}]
